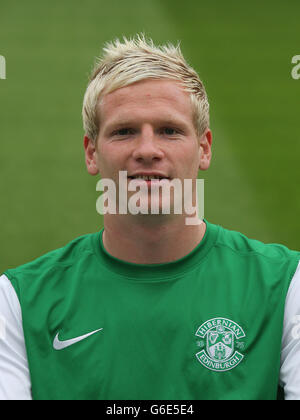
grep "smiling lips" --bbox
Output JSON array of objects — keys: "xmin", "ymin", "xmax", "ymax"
[
  {"xmin": 127, "ymin": 176, "xmax": 171, "ymax": 189},
  {"xmin": 128, "ymin": 172, "xmax": 171, "ymax": 181}
]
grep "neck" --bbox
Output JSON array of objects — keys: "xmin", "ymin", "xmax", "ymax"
[{"xmin": 102, "ymin": 215, "xmax": 206, "ymax": 264}]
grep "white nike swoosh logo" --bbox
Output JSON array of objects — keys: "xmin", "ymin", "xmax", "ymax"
[{"xmin": 53, "ymin": 328, "xmax": 103, "ymax": 350}]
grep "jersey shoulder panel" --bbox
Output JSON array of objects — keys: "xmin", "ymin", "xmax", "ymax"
[
  {"xmin": 3, "ymin": 232, "xmax": 99, "ymax": 297},
  {"xmin": 215, "ymin": 223, "xmax": 300, "ymax": 263}
]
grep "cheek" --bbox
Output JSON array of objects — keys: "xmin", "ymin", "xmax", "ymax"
[
  {"xmin": 96, "ymin": 144, "xmax": 112, "ymax": 167},
  {"xmin": 102, "ymin": 142, "xmax": 132, "ymax": 165},
  {"xmin": 97, "ymin": 148, "xmax": 125, "ymax": 178},
  {"xmin": 176, "ymin": 147, "xmax": 200, "ymax": 175}
]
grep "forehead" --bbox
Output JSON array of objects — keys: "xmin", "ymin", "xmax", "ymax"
[{"xmin": 99, "ymin": 79, "xmax": 194, "ymax": 126}]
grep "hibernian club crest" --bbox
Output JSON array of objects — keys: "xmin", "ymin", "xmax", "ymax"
[{"xmin": 195, "ymin": 318, "xmax": 246, "ymax": 372}]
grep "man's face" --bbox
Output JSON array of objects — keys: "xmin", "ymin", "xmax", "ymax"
[{"xmin": 84, "ymin": 79, "xmax": 212, "ymax": 215}]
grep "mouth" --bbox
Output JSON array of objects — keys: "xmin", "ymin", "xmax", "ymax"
[{"xmin": 128, "ymin": 175, "xmax": 171, "ymax": 181}]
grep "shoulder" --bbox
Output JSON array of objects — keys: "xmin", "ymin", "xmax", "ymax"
[
  {"xmin": 211, "ymin": 221, "xmax": 300, "ymax": 264},
  {"xmin": 3, "ymin": 231, "xmax": 100, "ymax": 291}
]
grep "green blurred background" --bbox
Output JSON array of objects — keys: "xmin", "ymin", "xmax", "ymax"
[{"xmin": 1, "ymin": 0, "xmax": 299, "ymax": 272}]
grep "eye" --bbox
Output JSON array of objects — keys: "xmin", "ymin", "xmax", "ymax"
[
  {"xmin": 164, "ymin": 128, "xmax": 176, "ymax": 135},
  {"xmin": 160, "ymin": 127, "xmax": 180, "ymax": 136},
  {"xmin": 112, "ymin": 128, "xmax": 134, "ymax": 137}
]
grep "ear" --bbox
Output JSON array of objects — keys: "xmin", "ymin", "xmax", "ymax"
[
  {"xmin": 84, "ymin": 135, "xmax": 99, "ymax": 176},
  {"xmin": 198, "ymin": 129, "xmax": 213, "ymax": 171}
]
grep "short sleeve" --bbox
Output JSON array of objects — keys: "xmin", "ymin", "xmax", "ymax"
[
  {"xmin": 0, "ymin": 274, "xmax": 32, "ymax": 400},
  {"xmin": 280, "ymin": 261, "xmax": 300, "ymax": 400}
]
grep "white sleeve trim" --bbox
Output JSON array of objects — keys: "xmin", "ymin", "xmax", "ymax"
[
  {"xmin": 0, "ymin": 274, "xmax": 32, "ymax": 400},
  {"xmin": 280, "ymin": 261, "xmax": 300, "ymax": 400}
]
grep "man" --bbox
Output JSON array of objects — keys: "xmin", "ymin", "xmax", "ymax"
[{"xmin": 0, "ymin": 35, "xmax": 300, "ymax": 400}]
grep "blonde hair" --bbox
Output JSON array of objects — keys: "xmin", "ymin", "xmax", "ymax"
[{"xmin": 82, "ymin": 34, "xmax": 210, "ymax": 142}]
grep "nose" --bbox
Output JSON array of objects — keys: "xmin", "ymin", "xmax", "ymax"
[{"xmin": 131, "ymin": 125, "xmax": 165, "ymax": 163}]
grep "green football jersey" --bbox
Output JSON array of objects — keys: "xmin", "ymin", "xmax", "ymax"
[{"xmin": 4, "ymin": 220, "xmax": 300, "ymax": 400}]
